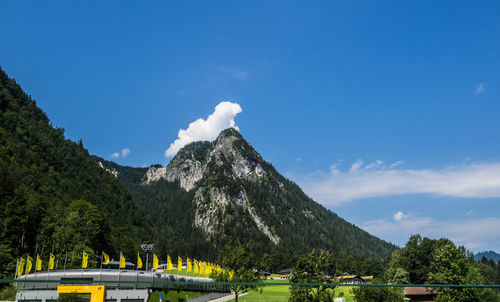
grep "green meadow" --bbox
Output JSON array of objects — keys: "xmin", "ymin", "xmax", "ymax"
[
  {"xmin": 232, "ymin": 279, "xmax": 290, "ymax": 302},
  {"xmin": 230, "ymin": 280, "xmax": 355, "ymax": 302}
]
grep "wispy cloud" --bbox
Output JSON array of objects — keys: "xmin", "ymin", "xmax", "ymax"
[
  {"xmin": 296, "ymin": 160, "xmax": 500, "ymax": 205},
  {"xmin": 111, "ymin": 152, "xmax": 120, "ymax": 159},
  {"xmin": 219, "ymin": 66, "xmax": 248, "ymax": 80},
  {"xmin": 362, "ymin": 213, "xmax": 500, "ymax": 251},
  {"xmin": 475, "ymin": 82, "xmax": 485, "ymax": 95},
  {"xmin": 165, "ymin": 101, "xmax": 242, "ymax": 157}
]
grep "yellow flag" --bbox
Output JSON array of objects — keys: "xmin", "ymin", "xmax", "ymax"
[
  {"xmin": 48, "ymin": 253, "xmax": 55, "ymax": 270},
  {"xmin": 229, "ymin": 270, "xmax": 234, "ymax": 280},
  {"xmin": 178, "ymin": 256, "xmax": 182, "ymax": 272},
  {"xmin": 167, "ymin": 255, "xmax": 173, "ymax": 270},
  {"xmin": 18, "ymin": 258, "xmax": 25, "ymax": 276},
  {"xmin": 26, "ymin": 256, "xmax": 33, "ymax": 274},
  {"xmin": 153, "ymin": 253, "xmax": 159, "ymax": 269},
  {"xmin": 187, "ymin": 258, "xmax": 192, "ymax": 272},
  {"xmin": 82, "ymin": 252, "xmax": 89, "ymax": 269},
  {"xmin": 200, "ymin": 261, "xmax": 205, "ymax": 275},
  {"xmin": 36, "ymin": 254, "xmax": 42, "ymax": 271},
  {"xmin": 137, "ymin": 253, "xmax": 143, "ymax": 269},
  {"xmin": 120, "ymin": 252, "xmax": 126, "ymax": 269},
  {"xmin": 102, "ymin": 252, "xmax": 110, "ymax": 265},
  {"xmin": 194, "ymin": 259, "xmax": 199, "ymax": 274}
]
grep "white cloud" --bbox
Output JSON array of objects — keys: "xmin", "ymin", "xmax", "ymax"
[
  {"xmin": 393, "ymin": 211, "xmax": 407, "ymax": 221},
  {"xmin": 110, "ymin": 152, "xmax": 120, "ymax": 159},
  {"xmin": 362, "ymin": 215, "xmax": 500, "ymax": 251},
  {"xmin": 165, "ymin": 101, "xmax": 242, "ymax": 157},
  {"xmin": 219, "ymin": 66, "xmax": 248, "ymax": 80},
  {"xmin": 475, "ymin": 83, "xmax": 485, "ymax": 94},
  {"xmin": 296, "ymin": 160, "xmax": 500, "ymax": 205},
  {"xmin": 121, "ymin": 148, "xmax": 131, "ymax": 158}
]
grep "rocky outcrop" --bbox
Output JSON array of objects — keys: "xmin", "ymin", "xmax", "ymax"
[{"xmin": 98, "ymin": 161, "xmax": 118, "ymax": 177}]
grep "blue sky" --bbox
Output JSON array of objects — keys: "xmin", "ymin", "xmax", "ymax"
[{"xmin": 2, "ymin": 1, "xmax": 500, "ymax": 252}]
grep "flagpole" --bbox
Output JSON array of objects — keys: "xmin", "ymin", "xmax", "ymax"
[
  {"xmin": 100, "ymin": 251, "xmax": 103, "ymax": 270},
  {"xmin": 46, "ymin": 252, "xmax": 50, "ymax": 289},
  {"xmin": 25, "ymin": 254, "xmax": 29, "ymax": 275},
  {"xmin": 14, "ymin": 258, "xmax": 18, "ymax": 279}
]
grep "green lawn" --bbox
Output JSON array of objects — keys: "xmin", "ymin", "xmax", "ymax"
[
  {"xmin": 230, "ymin": 279, "xmax": 290, "ymax": 302},
  {"xmin": 334, "ymin": 286, "xmax": 355, "ymax": 302},
  {"xmin": 229, "ymin": 280, "xmax": 356, "ymax": 302}
]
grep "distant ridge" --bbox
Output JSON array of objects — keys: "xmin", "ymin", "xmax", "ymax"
[{"xmin": 475, "ymin": 251, "xmax": 500, "ymax": 263}]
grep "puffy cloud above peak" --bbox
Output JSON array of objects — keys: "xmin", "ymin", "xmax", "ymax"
[{"xmin": 165, "ymin": 101, "xmax": 242, "ymax": 157}]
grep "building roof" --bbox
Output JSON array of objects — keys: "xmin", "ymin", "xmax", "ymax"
[
  {"xmin": 278, "ymin": 268, "xmax": 292, "ymax": 274},
  {"xmin": 338, "ymin": 275, "xmax": 360, "ymax": 279},
  {"xmin": 404, "ymin": 287, "xmax": 438, "ymax": 295}
]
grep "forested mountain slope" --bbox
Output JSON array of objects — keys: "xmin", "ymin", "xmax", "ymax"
[{"xmin": 0, "ymin": 67, "xmax": 147, "ymax": 278}]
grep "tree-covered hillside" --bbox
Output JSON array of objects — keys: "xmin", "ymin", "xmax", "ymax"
[{"xmin": 0, "ymin": 67, "xmax": 148, "ymax": 278}]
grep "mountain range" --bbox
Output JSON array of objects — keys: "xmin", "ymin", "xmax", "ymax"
[{"xmin": 475, "ymin": 251, "xmax": 500, "ymax": 264}]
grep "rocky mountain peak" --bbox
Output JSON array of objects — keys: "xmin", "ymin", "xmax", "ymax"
[{"xmin": 145, "ymin": 128, "xmax": 266, "ymax": 189}]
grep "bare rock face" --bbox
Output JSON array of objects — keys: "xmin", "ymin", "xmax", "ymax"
[
  {"xmin": 146, "ymin": 150, "xmax": 206, "ymax": 191},
  {"xmin": 164, "ymin": 157, "xmax": 205, "ymax": 191},
  {"xmin": 193, "ymin": 187, "xmax": 280, "ymax": 245},
  {"xmin": 145, "ymin": 166, "xmax": 166, "ymax": 182},
  {"xmin": 98, "ymin": 161, "xmax": 118, "ymax": 177}
]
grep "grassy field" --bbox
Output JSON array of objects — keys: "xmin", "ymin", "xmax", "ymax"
[
  {"xmin": 231, "ymin": 279, "xmax": 291, "ymax": 302},
  {"xmin": 149, "ymin": 290, "xmax": 205, "ymax": 302},
  {"xmin": 334, "ymin": 286, "xmax": 355, "ymax": 302},
  {"xmin": 229, "ymin": 280, "xmax": 356, "ymax": 302}
]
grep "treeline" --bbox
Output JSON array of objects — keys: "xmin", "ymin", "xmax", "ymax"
[
  {"xmin": 286, "ymin": 235, "xmax": 500, "ymax": 301},
  {"xmin": 383, "ymin": 234, "xmax": 500, "ymax": 301},
  {"xmin": 0, "ymin": 67, "xmax": 148, "ymax": 279}
]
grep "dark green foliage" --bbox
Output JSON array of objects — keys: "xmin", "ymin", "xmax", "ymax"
[
  {"xmin": 0, "ymin": 67, "xmax": 148, "ymax": 277},
  {"xmin": 352, "ymin": 281, "xmax": 403, "ymax": 302},
  {"xmin": 124, "ymin": 178, "xmax": 214, "ymax": 261},
  {"xmin": 0, "ymin": 285, "xmax": 17, "ymax": 301},
  {"xmin": 429, "ymin": 243, "xmax": 478, "ymax": 301},
  {"xmin": 289, "ymin": 250, "xmax": 336, "ymax": 302},
  {"xmin": 386, "ymin": 234, "xmax": 452, "ymax": 284},
  {"xmin": 385, "ymin": 234, "xmax": 500, "ymax": 301},
  {"xmin": 213, "ymin": 241, "xmax": 262, "ymax": 302}
]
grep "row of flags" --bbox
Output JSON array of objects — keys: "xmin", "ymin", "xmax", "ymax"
[
  {"xmin": 16, "ymin": 251, "xmax": 233, "ymax": 279},
  {"xmin": 16, "ymin": 253, "xmax": 55, "ymax": 276}
]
